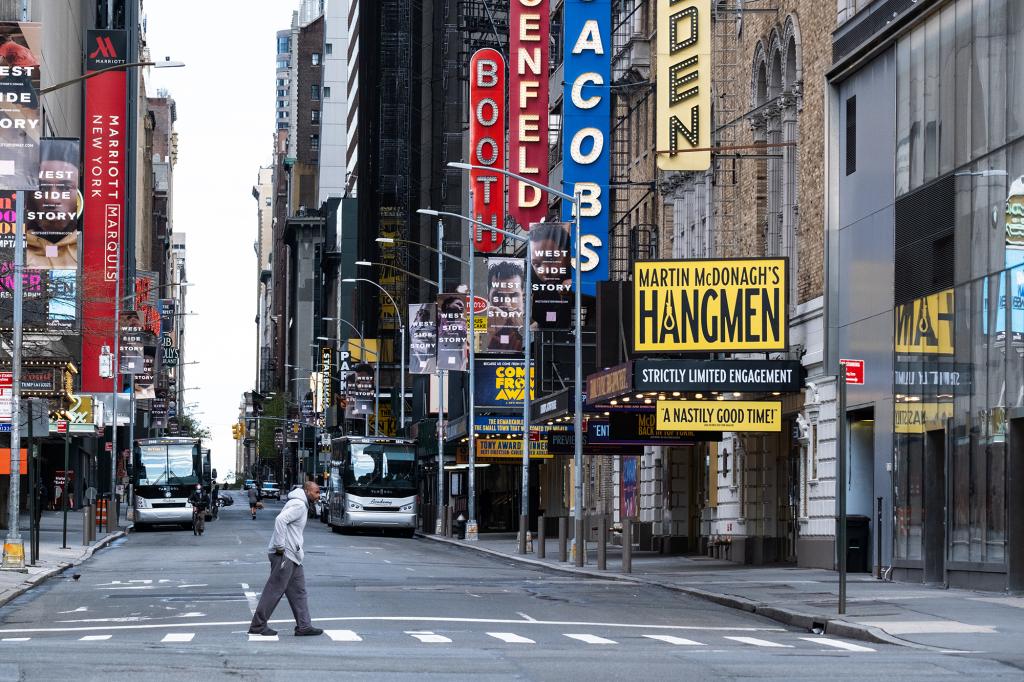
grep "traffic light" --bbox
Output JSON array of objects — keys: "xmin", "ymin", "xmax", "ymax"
[{"xmin": 231, "ymin": 422, "xmax": 242, "ymax": 440}]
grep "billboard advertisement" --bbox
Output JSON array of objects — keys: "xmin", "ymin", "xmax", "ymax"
[
  {"xmin": 26, "ymin": 138, "xmax": 80, "ymax": 266},
  {"xmin": 530, "ymin": 221, "xmax": 571, "ymax": 328},
  {"xmin": 409, "ymin": 303, "xmax": 436, "ymax": 374},
  {"xmin": 474, "ymin": 358, "xmax": 535, "ymax": 409},
  {"xmin": 81, "ymin": 29, "xmax": 128, "ymax": 392},
  {"xmin": 656, "ymin": 0, "xmax": 711, "ymax": 171},
  {"xmin": 656, "ymin": 400, "xmax": 782, "ymax": 432},
  {"xmin": 480, "ymin": 257, "xmax": 526, "ymax": 353},
  {"xmin": 633, "ymin": 258, "xmax": 788, "ymax": 352},
  {"xmin": 509, "ymin": 0, "xmax": 549, "ymax": 229},
  {"xmin": 469, "ymin": 48, "xmax": 505, "ymax": 253},
  {"xmin": 0, "ymin": 21, "xmax": 42, "ymax": 190},
  {"xmin": 0, "ymin": 191, "xmax": 47, "ymax": 329},
  {"xmin": 621, "ymin": 455, "xmax": 638, "ymax": 519},
  {"xmin": 562, "ymin": 0, "xmax": 610, "ymax": 294},
  {"xmin": 894, "ymin": 289, "xmax": 954, "ymax": 355},
  {"xmin": 436, "ymin": 293, "xmax": 468, "ymax": 371},
  {"xmin": 347, "ymin": 362, "xmax": 375, "ymax": 418}
]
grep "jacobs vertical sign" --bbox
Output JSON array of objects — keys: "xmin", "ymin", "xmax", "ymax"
[
  {"xmin": 562, "ymin": 0, "xmax": 610, "ymax": 295},
  {"xmin": 634, "ymin": 259, "xmax": 788, "ymax": 352},
  {"xmin": 469, "ymin": 48, "xmax": 506, "ymax": 253},
  {"xmin": 657, "ymin": 0, "xmax": 711, "ymax": 171},
  {"xmin": 509, "ymin": 0, "xmax": 549, "ymax": 230}
]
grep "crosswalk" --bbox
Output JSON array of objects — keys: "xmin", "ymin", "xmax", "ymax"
[{"xmin": 0, "ymin": 629, "xmax": 880, "ymax": 652}]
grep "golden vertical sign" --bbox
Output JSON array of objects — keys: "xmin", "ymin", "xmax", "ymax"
[
  {"xmin": 657, "ymin": 0, "xmax": 711, "ymax": 171},
  {"xmin": 633, "ymin": 259, "xmax": 788, "ymax": 351}
]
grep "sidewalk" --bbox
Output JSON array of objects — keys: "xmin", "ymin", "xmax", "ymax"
[
  {"xmin": 0, "ymin": 509, "xmax": 125, "ymax": 608},
  {"xmin": 422, "ymin": 532, "xmax": 1024, "ymax": 657}
]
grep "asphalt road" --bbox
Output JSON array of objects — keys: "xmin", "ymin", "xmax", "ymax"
[{"xmin": 0, "ymin": 490, "xmax": 1018, "ymax": 681}]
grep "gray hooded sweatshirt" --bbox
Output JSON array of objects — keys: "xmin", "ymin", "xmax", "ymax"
[{"xmin": 267, "ymin": 488, "xmax": 309, "ymax": 565}]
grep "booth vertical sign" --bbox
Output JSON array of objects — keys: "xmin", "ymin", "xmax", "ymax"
[
  {"xmin": 562, "ymin": 0, "xmax": 610, "ymax": 294},
  {"xmin": 509, "ymin": 0, "xmax": 549, "ymax": 230},
  {"xmin": 469, "ymin": 48, "xmax": 506, "ymax": 253},
  {"xmin": 656, "ymin": 0, "xmax": 711, "ymax": 171},
  {"xmin": 81, "ymin": 29, "xmax": 128, "ymax": 393}
]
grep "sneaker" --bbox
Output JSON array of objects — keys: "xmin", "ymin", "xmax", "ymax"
[
  {"xmin": 248, "ymin": 627, "xmax": 277, "ymax": 636},
  {"xmin": 294, "ymin": 626, "xmax": 324, "ymax": 636}
]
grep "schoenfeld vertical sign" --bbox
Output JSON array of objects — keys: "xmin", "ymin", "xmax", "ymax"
[
  {"xmin": 469, "ymin": 48, "xmax": 506, "ymax": 253},
  {"xmin": 81, "ymin": 29, "xmax": 128, "ymax": 393},
  {"xmin": 656, "ymin": 0, "xmax": 711, "ymax": 171},
  {"xmin": 509, "ymin": 0, "xmax": 549, "ymax": 230},
  {"xmin": 562, "ymin": 0, "xmax": 610, "ymax": 295}
]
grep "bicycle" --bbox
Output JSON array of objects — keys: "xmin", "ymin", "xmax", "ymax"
[{"xmin": 192, "ymin": 505, "xmax": 206, "ymax": 536}]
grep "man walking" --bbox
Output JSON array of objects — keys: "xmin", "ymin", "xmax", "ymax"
[
  {"xmin": 248, "ymin": 484, "xmax": 260, "ymax": 520},
  {"xmin": 248, "ymin": 481, "xmax": 324, "ymax": 637}
]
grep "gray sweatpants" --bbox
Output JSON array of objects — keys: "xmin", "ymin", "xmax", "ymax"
[{"xmin": 250, "ymin": 553, "xmax": 312, "ymax": 631}]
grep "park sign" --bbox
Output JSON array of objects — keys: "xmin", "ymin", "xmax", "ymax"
[
  {"xmin": 656, "ymin": 400, "xmax": 782, "ymax": 432},
  {"xmin": 633, "ymin": 259, "xmax": 788, "ymax": 352}
]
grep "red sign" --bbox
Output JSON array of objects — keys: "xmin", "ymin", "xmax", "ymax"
[
  {"xmin": 840, "ymin": 358, "xmax": 865, "ymax": 385},
  {"xmin": 469, "ymin": 48, "xmax": 506, "ymax": 253},
  {"xmin": 81, "ymin": 29, "xmax": 128, "ymax": 393},
  {"xmin": 509, "ymin": 0, "xmax": 550, "ymax": 230},
  {"xmin": 468, "ymin": 295, "xmax": 488, "ymax": 315},
  {"xmin": 105, "ymin": 442, "xmax": 113, "ymax": 452},
  {"xmin": 56, "ymin": 420, "xmax": 68, "ymax": 434}
]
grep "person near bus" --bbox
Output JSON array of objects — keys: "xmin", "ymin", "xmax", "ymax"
[
  {"xmin": 188, "ymin": 484, "xmax": 210, "ymax": 535},
  {"xmin": 248, "ymin": 481, "xmax": 324, "ymax": 638}
]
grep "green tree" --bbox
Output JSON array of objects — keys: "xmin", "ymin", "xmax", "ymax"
[{"xmin": 178, "ymin": 411, "xmax": 211, "ymax": 440}]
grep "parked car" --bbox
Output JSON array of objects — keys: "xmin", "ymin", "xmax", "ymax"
[
  {"xmin": 217, "ymin": 492, "xmax": 234, "ymax": 507},
  {"xmin": 260, "ymin": 482, "xmax": 281, "ymax": 500},
  {"xmin": 243, "ymin": 479, "xmax": 256, "ymax": 490}
]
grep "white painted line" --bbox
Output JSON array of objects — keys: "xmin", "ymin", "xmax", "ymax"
[
  {"xmin": 565, "ymin": 634, "xmax": 617, "ymax": 645},
  {"xmin": 1, "ymin": 638, "xmax": 28, "ymax": 642},
  {"xmin": 240, "ymin": 583, "xmax": 250, "ymax": 590},
  {"xmin": 487, "ymin": 632, "xmax": 535, "ymax": 644},
  {"xmin": 79, "ymin": 635, "xmax": 112, "ymax": 641},
  {"xmin": 406, "ymin": 631, "xmax": 451, "ymax": 643},
  {"xmin": 517, "ymin": 612, "xmax": 536, "ymax": 622},
  {"xmin": 248, "ymin": 634, "xmax": 279, "ymax": 642},
  {"xmin": 161, "ymin": 633, "xmax": 195, "ymax": 643},
  {"xmin": 800, "ymin": 637, "xmax": 875, "ymax": 652},
  {"xmin": 325, "ymin": 630, "xmax": 362, "ymax": 642},
  {"xmin": 643, "ymin": 634, "xmax": 705, "ymax": 646},
  {"xmin": 724, "ymin": 636, "xmax": 793, "ymax": 648},
  {"xmin": 58, "ymin": 607, "xmax": 87, "ymax": 614}
]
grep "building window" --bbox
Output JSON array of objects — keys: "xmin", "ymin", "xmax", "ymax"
[
  {"xmin": 326, "ymin": 43, "xmax": 333, "ymax": 55},
  {"xmin": 311, "ymin": 110, "xmax": 320, "ymax": 124},
  {"xmin": 311, "ymin": 85, "xmax": 320, "ymax": 101},
  {"xmin": 323, "ymin": 86, "xmax": 331, "ymax": 99},
  {"xmin": 277, "ymin": 79, "xmax": 285, "ymax": 87},
  {"xmin": 277, "ymin": 36, "xmax": 290, "ymax": 54},
  {"xmin": 276, "ymin": 60, "xmax": 288, "ymax": 70},
  {"xmin": 277, "ymin": 89, "xmax": 286, "ymax": 97},
  {"xmin": 312, "ymin": 52, "xmax": 321, "ymax": 66},
  {"xmin": 846, "ymin": 96, "xmax": 856, "ymax": 175},
  {"xmin": 310, "ymin": 135, "xmax": 320, "ymax": 152}
]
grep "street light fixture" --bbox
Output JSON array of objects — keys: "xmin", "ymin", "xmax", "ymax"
[{"xmin": 446, "ymin": 161, "xmax": 583, "ymax": 563}]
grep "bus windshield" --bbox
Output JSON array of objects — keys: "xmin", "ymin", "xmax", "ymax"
[
  {"xmin": 135, "ymin": 443, "xmax": 199, "ymax": 487},
  {"xmin": 343, "ymin": 444, "xmax": 415, "ymax": 492}
]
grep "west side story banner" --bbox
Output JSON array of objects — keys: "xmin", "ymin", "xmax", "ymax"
[
  {"xmin": 81, "ymin": 29, "xmax": 128, "ymax": 393},
  {"xmin": 562, "ymin": 0, "xmax": 610, "ymax": 295},
  {"xmin": 436, "ymin": 293, "xmax": 468, "ymax": 372},
  {"xmin": 409, "ymin": 303, "xmax": 437, "ymax": 375},
  {"xmin": 0, "ymin": 21, "xmax": 42, "ymax": 191},
  {"xmin": 530, "ymin": 221, "xmax": 571, "ymax": 328},
  {"xmin": 508, "ymin": 0, "xmax": 549, "ymax": 230}
]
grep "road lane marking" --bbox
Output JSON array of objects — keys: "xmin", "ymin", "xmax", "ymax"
[
  {"xmin": 724, "ymin": 636, "xmax": 793, "ymax": 648},
  {"xmin": 240, "ymin": 583, "xmax": 249, "ymax": 590},
  {"xmin": 800, "ymin": 637, "xmax": 875, "ymax": 652},
  {"xmin": 161, "ymin": 633, "xmax": 195, "ymax": 643},
  {"xmin": 565, "ymin": 634, "xmax": 617, "ymax": 645},
  {"xmin": 406, "ymin": 630, "xmax": 451, "ymax": 643},
  {"xmin": 1, "ymin": 638, "xmax": 28, "ymax": 642},
  {"xmin": 248, "ymin": 634, "xmax": 279, "ymax": 642},
  {"xmin": 517, "ymin": 612, "xmax": 536, "ymax": 622},
  {"xmin": 58, "ymin": 607, "xmax": 87, "ymax": 614},
  {"xmin": 643, "ymin": 635, "xmax": 705, "ymax": 646},
  {"xmin": 488, "ymin": 632, "xmax": 535, "ymax": 644},
  {"xmin": 79, "ymin": 635, "xmax": 112, "ymax": 641},
  {"xmin": 0, "ymin": 616, "xmax": 785, "ymax": 635},
  {"xmin": 325, "ymin": 630, "xmax": 362, "ymax": 642}
]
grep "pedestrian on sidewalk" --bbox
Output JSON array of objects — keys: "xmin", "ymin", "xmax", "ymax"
[
  {"xmin": 248, "ymin": 481, "xmax": 323, "ymax": 638},
  {"xmin": 248, "ymin": 485, "xmax": 260, "ymax": 519}
]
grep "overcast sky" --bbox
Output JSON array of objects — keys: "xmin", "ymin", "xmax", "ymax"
[{"xmin": 142, "ymin": 1, "xmax": 293, "ymax": 480}]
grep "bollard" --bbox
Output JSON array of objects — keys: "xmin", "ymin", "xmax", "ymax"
[
  {"xmin": 558, "ymin": 516, "xmax": 568, "ymax": 562},
  {"xmin": 622, "ymin": 520, "xmax": 632, "ymax": 574},
  {"xmin": 537, "ymin": 515, "xmax": 546, "ymax": 559},
  {"xmin": 445, "ymin": 505, "xmax": 454, "ymax": 538},
  {"xmin": 88, "ymin": 503, "xmax": 96, "ymax": 542},
  {"xmin": 597, "ymin": 515, "xmax": 607, "ymax": 570},
  {"xmin": 82, "ymin": 506, "xmax": 91, "ymax": 546}
]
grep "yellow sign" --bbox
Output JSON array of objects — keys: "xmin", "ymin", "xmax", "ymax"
[
  {"xmin": 894, "ymin": 401, "xmax": 954, "ymax": 434},
  {"xmin": 634, "ymin": 259, "xmax": 787, "ymax": 351},
  {"xmin": 476, "ymin": 439, "xmax": 552, "ymax": 459},
  {"xmin": 894, "ymin": 289, "xmax": 954, "ymax": 355},
  {"xmin": 656, "ymin": 400, "xmax": 782, "ymax": 432},
  {"xmin": 657, "ymin": 0, "xmax": 711, "ymax": 171}
]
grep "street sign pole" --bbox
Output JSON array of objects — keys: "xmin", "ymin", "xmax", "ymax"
[{"xmin": 837, "ymin": 370, "xmax": 848, "ymax": 615}]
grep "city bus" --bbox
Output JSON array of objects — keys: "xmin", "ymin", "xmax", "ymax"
[
  {"xmin": 131, "ymin": 437, "xmax": 204, "ymax": 529},
  {"xmin": 327, "ymin": 436, "xmax": 417, "ymax": 537}
]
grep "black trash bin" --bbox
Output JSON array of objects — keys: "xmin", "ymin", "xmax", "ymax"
[
  {"xmin": 453, "ymin": 515, "xmax": 467, "ymax": 540},
  {"xmin": 846, "ymin": 515, "xmax": 870, "ymax": 573}
]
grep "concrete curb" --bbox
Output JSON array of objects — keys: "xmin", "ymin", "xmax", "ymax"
[
  {"xmin": 418, "ymin": 532, "xmax": 920, "ymax": 649},
  {"xmin": 0, "ymin": 530, "xmax": 126, "ymax": 610}
]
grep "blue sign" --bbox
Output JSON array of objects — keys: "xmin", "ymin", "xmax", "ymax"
[
  {"xmin": 473, "ymin": 358, "xmax": 535, "ymax": 409},
  {"xmin": 562, "ymin": 0, "xmax": 611, "ymax": 295},
  {"xmin": 474, "ymin": 415, "xmax": 523, "ymax": 434},
  {"xmin": 0, "ymin": 423, "xmax": 9, "ymax": 433}
]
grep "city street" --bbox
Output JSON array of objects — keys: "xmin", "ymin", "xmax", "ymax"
[{"xmin": 0, "ymin": 492, "xmax": 1014, "ymax": 681}]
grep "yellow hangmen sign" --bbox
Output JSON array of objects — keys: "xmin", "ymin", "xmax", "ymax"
[
  {"xmin": 656, "ymin": 400, "xmax": 783, "ymax": 432},
  {"xmin": 894, "ymin": 289, "xmax": 954, "ymax": 355},
  {"xmin": 894, "ymin": 401, "xmax": 954, "ymax": 434},
  {"xmin": 634, "ymin": 259, "xmax": 788, "ymax": 351},
  {"xmin": 657, "ymin": 0, "xmax": 711, "ymax": 171}
]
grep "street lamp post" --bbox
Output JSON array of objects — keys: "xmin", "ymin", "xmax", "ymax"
[{"xmin": 447, "ymin": 162, "xmax": 583, "ymax": 562}]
